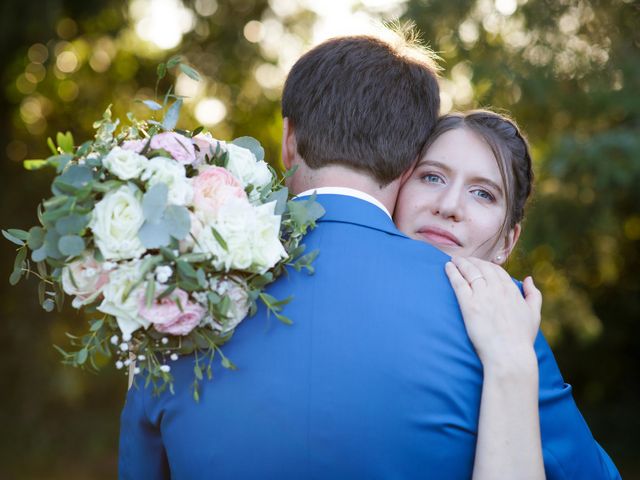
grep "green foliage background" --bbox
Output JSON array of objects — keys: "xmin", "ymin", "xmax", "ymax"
[{"xmin": 0, "ymin": 0, "xmax": 638, "ymax": 477}]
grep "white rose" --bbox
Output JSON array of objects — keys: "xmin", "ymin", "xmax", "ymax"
[
  {"xmin": 102, "ymin": 146, "xmax": 148, "ymax": 180},
  {"xmin": 140, "ymin": 156, "xmax": 194, "ymax": 206},
  {"xmin": 97, "ymin": 261, "xmax": 148, "ymax": 339},
  {"xmin": 250, "ymin": 201, "xmax": 287, "ymax": 273},
  {"xmin": 225, "ymin": 143, "xmax": 273, "ymax": 194},
  {"xmin": 90, "ymin": 184, "xmax": 146, "ymax": 261},
  {"xmin": 210, "ymin": 277, "xmax": 250, "ymax": 333},
  {"xmin": 190, "ymin": 198, "xmax": 286, "ymax": 273},
  {"xmin": 191, "ymin": 199, "xmax": 254, "ymax": 271}
]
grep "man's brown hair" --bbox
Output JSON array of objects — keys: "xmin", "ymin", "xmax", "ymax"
[{"xmin": 282, "ymin": 33, "xmax": 440, "ymax": 186}]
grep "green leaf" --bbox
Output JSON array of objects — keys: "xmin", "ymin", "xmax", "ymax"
[
  {"xmin": 56, "ymin": 131, "xmax": 75, "ymax": 153},
  {"xmin": 56, "ymin": 164, "xmax": 93, "ymax": 188},
  {"xmin": 23, "ymin": 159, "xmax": 48, "ymax": 170},
  {"xmin": 162, "ymin": 99, "xmax": 183, "ymax": 131},
  {"xmin": 58, "ymin": 235, "xmax": 85, "ymax": 257},
  {"xmin": 13, "ymin": 247, "xmax": 27, "ymax": 271},
  {"xmin": 47, "ymin": 137, "xmax": 57, "ymax": 155},
  {"xmin": 27, "ymin": 226, "xmax": 45, "ymax": 250},
  {"xmin": 196, "ymin": 268, "xmax": 207, "ymax": 288},
  {"xmin": 231, "ymin": 136, "xmax": 264, "ymax": 162},
  {"xmin": 194, "ymin": 364, "xmax": 203, "ymax": 380},
  {"xmin": 43, "ymin": 195, "xmax": 69, "ymax": 210},
  {"xmin": 55, "ymin": 214, "xmax": 90, "ymax": 236},
  {"xmin": 89, "ymin": 319, "xmax": 104, "ymax": 332},
  {"xmin": 48, "ymin": 154, "xmax": 74, "ymax": 173},
  {"xmin": 275, "ymin": 312, "xmax": 293, "ymax": 325},
  {"xmin": 76, "ymin": 348, "xmax": 88, "ymax": 365},
  {"xmin": 191, "ymin": 126, "xmax": 204, "ymax": 137},
  {"xmin": 166, "ymin": 55, "xmax": 183, "ymax": 68},
  {"xmin": 138, "ymin": 221, "xmax": 171, "ymax": 248},
  {"xmin": 157, "ymin": 62, "xmax": 167, "ymax": 79},
  {"xmin": 164, "ymin": 205, "xmax": 190, "ymax": 240},
  {"xmin": 142, "ymin": 183, "xmax": 168, "ymax": 223},
  {"xmin": 141, "ymin": 99, "xmax": 163, "ymax": 111},
  {"xmin": 32, "ymin": 246, "xmax": 48, "ymax": 262},
  {"xmin": 145, "ymin": 279, "xmax": 156, "ymax": 308},
  {"xmin": 176, "ymin": 260, "xmax": 198, "ymax": 279},
  {"xmin": 38, "ymin": 281, "xmax": 46, "ymax": 304},
  {"xmin": 210, "ymin": 226, "xmax": 228, "ymax": 251},
  {"xmin": 9, "ymin": 270, "xmax": 22, "ymax": 286},
  {"xmin": 267, "ymin": 187, "xmax": 288, "ymax": 215},
  {"xmin": 2, "ymin": 229, "xmax": 25, "ymax": 246},
  {"xmin": 179, "ymin": 63, "xmax": 201, "ymax": 81}
]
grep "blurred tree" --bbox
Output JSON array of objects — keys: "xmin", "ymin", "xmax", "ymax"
[{"xmin": 405, "ymin": 0, "xmax": 640, "ymax": 474}]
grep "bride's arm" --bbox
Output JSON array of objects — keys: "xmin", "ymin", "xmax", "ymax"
[{"xmin": 445, "ymin": 256, "xmax": 545, "ymax": 480}]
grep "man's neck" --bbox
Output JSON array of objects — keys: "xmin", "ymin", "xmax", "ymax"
[{"xmin": 289, "ymin": 164, "xmax": 400, "ymax": 216}]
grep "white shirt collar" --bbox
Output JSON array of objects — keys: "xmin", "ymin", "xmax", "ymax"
[{"xmin": 295, "ymin": 187, "xmax": 392, "ymax": 218}]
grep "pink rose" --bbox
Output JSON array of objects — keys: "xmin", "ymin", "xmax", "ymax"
[
  {"xmin": 139, "ymin": 288, "xmax": 205, "ymax": 336},
  {"xmin": 139, "ymin": 288, "xmax": 187, "ymax": 326},
  {"xmin": 191, "ymin": 166, "xmax": 247, "ymax": 219},
  {"xmin": 192, "ymin": 133, "xmax": 223, "ymax": 165},
  {"xmin": 150, "ymin": 132, "xmax": 196, "ymax": 165},
  {"xmin": 121, "ymin": 139, "xmax": 146, "ymax": 153},
  {"xmin": 61, "ymin": 254, "xmax": 110, "ymax": 307},
  {"xmin": 155, "ymin": 302, "xmax": 205, "ymax": 336}
]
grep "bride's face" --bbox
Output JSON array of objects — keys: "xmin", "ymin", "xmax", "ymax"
[{"xmin": 394, "ymin": 128, "xmax": 518, "ymax": 262}]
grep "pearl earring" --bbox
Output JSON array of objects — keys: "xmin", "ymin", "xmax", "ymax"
[{"xmin": 495, "ymin": 255, "xmax": 503, "ymax": 263}]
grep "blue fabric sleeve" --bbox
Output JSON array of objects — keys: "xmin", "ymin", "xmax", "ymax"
[{"xmin": 118, "ymin": 382, "xmax": 170, "ymax": 479}]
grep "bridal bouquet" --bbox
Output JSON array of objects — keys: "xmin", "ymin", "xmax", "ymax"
[{"xmin": 4, "ymin": 59, "xmax": 323, "ymax": 399}]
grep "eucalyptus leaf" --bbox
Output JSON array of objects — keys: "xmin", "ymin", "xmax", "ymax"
[
  {"xmin": 142, "ymin": 99, "xmax": 163, "ymax": 111},
  {"xmin": 58, "ymin": 235, "xmax": 85, "ymax": 257},
  {"xmin": 76, "ymin": 348, "xmax": 88, "ymax": 365},
  {"xmin": 166, "ymin": 55, "xmax": 183, "ymax": 68},
  {"xmin": 164, "ymin": 205, "xmax": 190, "ymax": 240},
  {"xmin": 9, "ymin": 270, "xmax": 22, "ymax": 286},
  {"xmin": 157, "ymin": 62, "xmax": 167, "ymax": 79},
  {"xmin": 55, "ymin": 214, "xmax": 90, "ymax": 236},
  {"xmin": 32, "ymin": 246, "xmax": 48, "ymax": 262},
  {"xmin": 2, "ymin": 229, "xmax": 25, "ymax": 246},
  {"xmin": 162, "ymin": 99, "xmax": 183, "ymax": 131},
  {"xmin": 56, "ymin": 165, "xmax": 93, "ymax": 188},
  {"xmin": 179, "ymin": 63, "xmax": 201, "ymax": 81},
  {"xmin": 266, "ymin": 187, "xmax": 288, "ymax": 215},
  {"xmin": 138, "ymin": 221, "xmax": 171, "ymax": 249},
  {"xmin": 232, "ymin": 136, "xmax": 264, "ymax": 162},
  {"xmin": 142, "ymin": 183, "xmax": 168, "ymax": 223},
  {"xmin": 44, "ymin": 229, "xmax": 63, "ymax": 259}
]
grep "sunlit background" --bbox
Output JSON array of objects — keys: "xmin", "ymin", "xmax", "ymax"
[{"xmin": 1, "ymin": 0, "xmax": 638, "ymax": 478}]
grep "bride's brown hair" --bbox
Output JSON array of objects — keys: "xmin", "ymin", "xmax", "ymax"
[{"xmin": 422, "ymin": 110, "xmax": 534, "ymax": 241}]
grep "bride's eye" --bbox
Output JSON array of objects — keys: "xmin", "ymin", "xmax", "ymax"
[
  {"xmin": 471, "ymin": 189, "xmax": 495, "ymax": 201},
  {"xmin": 421, "ymin": 173, "xmax": 444, "ymax": 184}
]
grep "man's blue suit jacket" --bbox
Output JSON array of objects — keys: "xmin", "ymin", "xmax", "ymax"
[{"xmin": 119, "ymin": 194, "xmax": 620, "ymax": 479}]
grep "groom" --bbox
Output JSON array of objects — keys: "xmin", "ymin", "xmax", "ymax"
[{"xmin": 120, "ymin": 35, "xmax": 619, "ymax": 478}]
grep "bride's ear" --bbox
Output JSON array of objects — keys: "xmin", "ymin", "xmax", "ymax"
[
  {"xmin": 493, "ymin": 223, "xmax": 521, "ymax": 265},
  {"xmin": 281, "ymin": 117, "xmax": 297, "ymax": 170}
]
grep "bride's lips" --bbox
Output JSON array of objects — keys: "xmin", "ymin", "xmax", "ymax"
[{"xmin": 416, "ymin": 227, "xmax": 462, "ymax": 247}]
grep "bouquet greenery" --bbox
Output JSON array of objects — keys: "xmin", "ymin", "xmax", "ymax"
[{"xmin": 3, "ymin": 57, "xmax": 323, "ymax": 400}]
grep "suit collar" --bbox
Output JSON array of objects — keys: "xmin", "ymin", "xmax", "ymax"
[{"xmin": 296, "ymin": 193, "xmax": 409, "ymax": 238}]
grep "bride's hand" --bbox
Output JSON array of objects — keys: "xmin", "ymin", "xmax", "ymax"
[{"xmin": 445, "ymin": 256, "xmax": 542, "ymax": 369}]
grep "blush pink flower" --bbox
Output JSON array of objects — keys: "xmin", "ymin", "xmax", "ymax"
[
  {"xmin": 155, "ymin": 302, "xmax": 206, "ymax": 336},
  {"xmin": 121, "ymin": 139, "xmax": 146, "ymax": 153},
  {"xmin": 191, "ymin": 166, "xmax": 247, "ymax": 219},
  {"xmin": 192, "ymin": 133, "xmax": 223, "ymax": 165},
  {"xmin": 150, "ymin": 132, "xmax": 197, "ymax": 165},
  {"xmin": 138, "ymin": 288, "xmax": 188, "ymax": 327}
]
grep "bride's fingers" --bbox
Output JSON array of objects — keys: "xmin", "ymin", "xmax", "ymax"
[
  {"xmin": 451, "ymin": 257, "xmax": 487, "ymax": 289},
  {"xmin": 445, "ymin": 261, "xmax": 472, "ymax": 301},
  {"xmin": 523, "ymin": 276, "xmax": 542, "ymax": 321}
]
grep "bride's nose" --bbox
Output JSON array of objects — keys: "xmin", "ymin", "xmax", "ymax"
[{"xmin": 432, "ymin": 186, "xmax": 464, "ymax": 221}]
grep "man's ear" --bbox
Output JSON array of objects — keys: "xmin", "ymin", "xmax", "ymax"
[
  {"xmin": 494, "ymin": 223, "xmax": 521, "ymax": 265},
  {"xmin": 281, "ymin": 117, "xmax": 297, "ymax": 170}
]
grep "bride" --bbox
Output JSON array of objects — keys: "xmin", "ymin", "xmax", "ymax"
[{"xmin": 395, "ymin": 109, "xmax": 543, "ymax": 479}]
